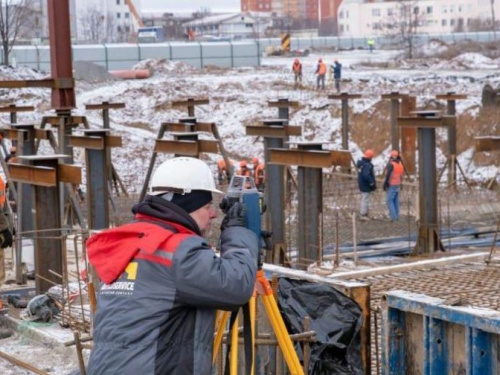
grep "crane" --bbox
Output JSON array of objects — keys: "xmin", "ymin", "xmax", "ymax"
[{"xmin": 125, "ymin": 0, "xmax": 144, "ymax": 29}]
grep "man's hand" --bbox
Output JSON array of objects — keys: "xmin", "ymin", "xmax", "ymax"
[
  {"xmin": 220, "ymin": 202, "xmax": 247, "ymax": 231},
  {"xmin": 0, "ymin": 228, "xmax": 13, "ymax": 248},
  {"xmin": 383, "ymin": 182, "xmax": 389, "ymax": 191}
]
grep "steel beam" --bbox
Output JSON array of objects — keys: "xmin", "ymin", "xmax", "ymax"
[
  {"xmin": 47, "ymin": 0, "xmax": 75, "ymax": 110},
  {"xmin": 268, "ymin": 98, "xmax": 298, "ymax": 121},
  {"xmin": 475, "ymin": 136, "xmax": 500, "ymax": 152},
  {"xmin": 172, "ymin": 98, "xmax": 209, "ymax": 117},
  {"xmin": 155, "ymin": 139, "xmax": 219, "ymax": 155},
  {"xmin": 328, "ymin": 93, "xmax": 362, "ymax": 150},
  {"xmin": 400, "ymin": 96, "xmax": 416, "ymax": 174},
  {"xmin": 381, "ymin": 92, "xmax": 407, "ymax": 151},
  {"xmin": 246, "ymin": 125, "xmax": 302, "ymax": 138}
]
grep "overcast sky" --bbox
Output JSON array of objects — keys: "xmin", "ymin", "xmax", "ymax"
[{"xmin": 141, "ymin": 0, "xmax": 240, "ymax": 13}]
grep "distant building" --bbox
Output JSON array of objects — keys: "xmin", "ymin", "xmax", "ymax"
[
  {"xmin": 141, "ymin": 11, "xmax": 192, "ymax": 40},
  {"xmin": 182, "ymin": 12, "xmax": 273, "ymax": 39},
  {"xmin": 241, "ymin": 0, "xmax": 273, "ymax": 12},
  {"xmin": 338, "ymin": 0, "xmax": 500, "ymax": 37}
]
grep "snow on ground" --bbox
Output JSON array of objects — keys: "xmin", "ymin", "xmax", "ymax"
[{"xmin": 0, "ymin": 48, "xmax": 499, "ymax": 188}]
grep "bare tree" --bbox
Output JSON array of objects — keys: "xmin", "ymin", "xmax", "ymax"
[
  {"xmin": 79, "ymin": 6, "xmax": 117, "ymax": 43},
  {"xmin": 382, "ymin": 0, "xmax": 427, "ymax": 58},
  {"xmin": 491, "ymin": 0, "xmax": 497, "ymax": 40},
  {"xmin": 0, "ymin": 0, "xmax": 35, "ymax": 65}
]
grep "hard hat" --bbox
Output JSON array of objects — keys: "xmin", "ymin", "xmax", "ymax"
[
  {"xmin": 294, "ymin": 58, "xmax": 299, "ymax": 63},
  {"xmin": 150, "ymin": 157, "xmax": 222, "ymax": 195},
  {"xmin": 252, "ymin": 157, "xmax": 259, "ymax": 164},
  {"xmin": 390, "ymin": 150, "xmax": 399, "ymax": 158},
  {"xmin": 9, "ymin": 146, "xmax": 16, "ymax": 153},
  {"xmin": 364, "ymin": 149, "xmax": 374, "ymax": 159},
  {"xmin": 318, "ymin": 58, "xmax": 323, "ymax": 62},
  {"xmin": 240, "ymin": 160, "xmax": 247, "ymax": 168}
]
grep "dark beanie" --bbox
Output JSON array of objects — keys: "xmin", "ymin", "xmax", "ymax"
[{"xmin": 162, "ymin": 190, "xmax": 213, "ymax": 213}]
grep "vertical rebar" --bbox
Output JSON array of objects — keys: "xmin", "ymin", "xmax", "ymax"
[
  {"xmin": 352, "ymin": 212, "xmax": 358, "ymax": 266},
  {"xmin": 335, "ymin": 209, "xmax": 340, "ymax": 268}
]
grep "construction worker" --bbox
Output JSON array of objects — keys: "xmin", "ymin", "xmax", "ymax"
[
  {"xmin": 367, "ymin": 38, "xmax": 375, "ymax": 53},
  {"xmin": 332, "ymin": 59, "xmax": 342, "ymax": 93},
  {"xmin": 0, "ymin": 174, "xmax": 12, "ymax": 284},
  {"xmin": 252, "ymin": 156, "xmax": 265, "ymax": 191},
  {"xmin": 315, "ymin": 58, "xmax": 326, "ymax": 90},
  {"xmin": 238, "ymin": 160, "xmax": 252, "ymax": 177},
  {"xmin": 86, "ymin": 157, "xmax": 258, "ymax": 374},
  {"xmin": 383, "ymin": 150, "xmax": 404, "ymax": 222},
  {"xmin": 356, "ymin": 149, "xmax": 376, "ymax": 221},
  {"xmin": 217, "ymin": 158, "xmax": 232, "ymax": 184},
  {"xmin": 292, "ymin": 58, "xmax": 302, "ymax": 89},
  {"xmin": 5, "ymin": 146, "xmax": 17, "ymax": 163}
]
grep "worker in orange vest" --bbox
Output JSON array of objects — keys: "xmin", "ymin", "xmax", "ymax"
[
  {"xmin": 252, "ymin": 157, "xmax": 265, "ymax": 191},
  {"xmin": 315, "ymin": 58, "xmax": 327, "ymax": 90},
  {"xmin": 217, "ymin": 158, "xmax": 231, "ymax": 184},
  {"xmin": 292, "ymin": 58, "xmax": 302, "ymax": 89},
  {"xmin": 383, "ymin": 150, "xmax": 404, "ymax": 222},
  {"xmin": 0, "ymin": 175, "xmax": 12, "ymax": 289},
  {"xmin": 238, "ymin": 160, "xmax": 252, "ymax": 178}
]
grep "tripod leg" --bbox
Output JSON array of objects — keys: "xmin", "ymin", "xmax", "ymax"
[
  {"xmin": 249, "ymin": 295, "xmax": 256, "ymax": 375},
  {"xmin": 213, "ymin": 311, "xmax": 231, "ymax": 364},
  {"xmin": 230, "ymin": 314, "xmax": 239, "ymax": 375},
  {"xmin": 260, "ymin": 293, "xmax": 304, "ymax": 375}
]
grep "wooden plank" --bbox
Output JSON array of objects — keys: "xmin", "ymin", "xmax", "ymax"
[
  {"xmin": 247, "ymin": 125, "xmax": 302, "ymax": 138},
  {"xmin": 198, "ymin": 140, "xmax": 219, "ymax": 153},
  {"xmin": 68, "ymin": 136, "xmax": 105, "ymax": 150},
  {"xmin": 172, "ymin": 99, "xmax": 209, "ymax": 107},
  {"xmin": 105, "ymin": 135, "xmax": 122, "ymax": 148},
  {"xmin": 269, "ymin": 149, "xmax": 350, "ymax": 168},
  {"xmin": 436, "ymin": 94, "xmax": 468, "ymax": 100},
  {"xmin": 8, "ymin": 164, "xmax": 57, "ymax": 186},
  {"xmin": 0, "ymin": 105, "xmax": 35, "ymax": 113},
  {"xmin": 155, "ymin": 140, "xmax": 198, "ymax": 155},
  {"xmin": 85, "ymin": 102, "xmax": 125, "ymax": 110},
  {"xmin": 268, "ymin": 100, "xmax": 299, "ymax": 108},
  {"xmin": 475, "ymin": 137, "xmax": 500, "ymax": 152},
  {"xmin": 58, "ymin": 164, "xmax": 82, "ymax": 184},
  {"xmin": 44, "ymin": 116, "xmax": 86, "ymax": 125}
]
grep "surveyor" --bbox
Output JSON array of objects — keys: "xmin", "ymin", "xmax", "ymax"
[
  {"xmin": 356, "ymin": 149, "xmax": 376, "ymax": 221},
  {"xmin": 252, "ymin": 156, "xmax": 265, "ymax": 191},
  {"xmin": 238, "ymin": 159, "xmax": 252, "ymax": 177},
  {"xmin": 383, "ymin": 150, "xmax": 404, "ymax": 222},
  {"xmin": 315, "ymin": 58, "xmax": 327, "ymax": 90},
  {"xmin": 332, "ymin": 59, "xmax": 342, "ymax": 92},
  {"xmin": 292, "ymin": 58, "xmax": 302, "ymax": 89},
  {"xmin": 217, "ymin": 158, "xmax": 232, "ymax": 183},
  {"xmin": 86, "ymin": 157, "xmax": 259, "ymax": 374}
]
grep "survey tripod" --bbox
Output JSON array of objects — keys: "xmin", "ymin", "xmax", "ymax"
[{"xmin": 212, "ymin": 176, "xmax": 305, "ymax": 375}]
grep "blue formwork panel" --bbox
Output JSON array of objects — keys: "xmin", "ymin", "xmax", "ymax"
[
  {"xmin": 138, "ymin": 43, "xmax": 171, "ymax": 60},
  {"xmin": 382, "ymin": 291, "xmax": 500, "ymax": 375}
]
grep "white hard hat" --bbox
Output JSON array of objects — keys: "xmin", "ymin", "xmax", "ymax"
[{"xmin": 150, "ymin": 157, "xmax": 222, "ymax": 195}]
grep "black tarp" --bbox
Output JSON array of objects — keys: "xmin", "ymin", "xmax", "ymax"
[{"xmin": 278, "ymin": 278, "xmax": 363, "ymax": 374}]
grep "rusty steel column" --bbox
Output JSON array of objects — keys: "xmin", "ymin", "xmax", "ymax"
[
  {"xmin": 400, "ymin": 95, "xmax": 416, "ymax": 175},
  {"xmin": 47, "ymin": 0, "xmax": 75, "ymax": 110},
  {"xmin": 85, "ymin": 130, "xmax": 110, "ymax": 230},
  {"xmin": 297, "ymin": 143, "xmax": 323, "ymax": 266},
  {"xmin": 381, "ymin": 92, "xmax": 406, "ymax": 152},
  {"xmin": 436, "ymin": 93, "xmax": 467, "ymax": 187},
  {"xmin": 12, "ymin": 125, "xmax": 36, "ymax": 236},
  {"xmin": 32, "ymin": 156, "xmax": 64, "ymax": 293}
]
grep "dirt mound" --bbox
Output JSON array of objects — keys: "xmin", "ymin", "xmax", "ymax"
[
  {"xmin": 73, "ymin": 61, "xmax": 120, "ymax": 83},
  {"xmin": 133, "ymin": 58, "xmax": 196, "ymax": 75},
  {"xmin": 0, "ymin": 65, "xmax": 44, "ymax": 80}
]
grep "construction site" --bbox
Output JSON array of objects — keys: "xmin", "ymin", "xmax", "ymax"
[{"xmin": 1, "ymin": 2, "xmax": 500, "ymax": 375}]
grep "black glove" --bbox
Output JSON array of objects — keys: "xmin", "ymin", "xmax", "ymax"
[
  {"xmin": 383, "ymin": 182, "xmax": 389, "ymax": 191},
  {"xmin": 0, "ymin": 228, "xmax": 13, "ymax": 248},
  {"xmin": 220, "ymin": 202, "xmax": 247, "ymax": 231}
]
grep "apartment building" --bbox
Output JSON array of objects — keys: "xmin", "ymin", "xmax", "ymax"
[
  {"xmin": 241, "ymin": 0, "xmax": 273, "ymax": 12},
  {"xmin": 338, "ymin": 0, "xmax": 500, "ymax": 37}
]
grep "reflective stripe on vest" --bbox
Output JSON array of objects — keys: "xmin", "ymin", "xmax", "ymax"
[{"xmin": 389, "ymin": 161, "xmax": 404, "ymax": 186}]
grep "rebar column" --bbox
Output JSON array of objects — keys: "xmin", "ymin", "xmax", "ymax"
[
  {"xmin": 297, "ymin": 143, "xmax": 323, "ymax": 266},
  {"xmin": 47, "ymin": 0, "xmax": 75, "ymax": 110},
  {"xmin": 85, "ymin": 130, "xmax": 110, "ymax": 230}
]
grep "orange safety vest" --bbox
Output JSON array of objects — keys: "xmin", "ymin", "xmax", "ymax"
[
  {"xmin": 254, "ymin": 163, "xmax": 265, "ymax": 185},
  {"xmin": 0, "ymin": 176, "xmax": 5, "ymax": 207},
  {"xmin": 293, "ymin": 62, "xmax": 301, "ymax": 73},
  {"xmin": 318, "ymin": 62, "xmax": 326, "ymax": 75},
  {"xmin": 389, "ymin": 161, "xmax": 404, "ymax": 186},
  {"xmin": 238, "ymin": 167, "xmax": 252, "ymax": 178}
]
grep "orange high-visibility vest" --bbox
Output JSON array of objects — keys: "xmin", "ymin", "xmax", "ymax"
[
  {"xmin": 389, "ymin": 161, "xmax": 404, "ymax": 186},
  {"xmin": 238, "ymin": 167, "xmax": 252, "ymax": 178},
  {"xmin": 0, "ymin": 176, "xmax": 5, "ymax": 207},
  {"xmin": 318, "ymin": 62, "xmax": 326, "ymax": 75},
  {"xmin": 254, "ymin": 163, "xmax": 265, "ymax": 185},
  {"xmin": 293, "ymin": 62, "xmax": 301, "ymax": 72}
]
